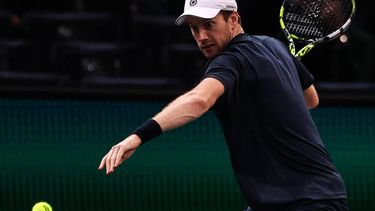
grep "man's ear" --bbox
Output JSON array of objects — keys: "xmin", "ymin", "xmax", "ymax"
[{"xmin": 230, "ymin": 12, "xmax": 239, "ymax": 26}]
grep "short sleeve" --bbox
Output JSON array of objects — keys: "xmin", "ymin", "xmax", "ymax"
[{"xmin": 203, "ymin": 54, "xmax": 240, "ymax": 104}]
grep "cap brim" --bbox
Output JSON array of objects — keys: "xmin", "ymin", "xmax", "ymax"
[{"xmin": 175, "ymin": 7, "xmax": 221, "ymax": 25}]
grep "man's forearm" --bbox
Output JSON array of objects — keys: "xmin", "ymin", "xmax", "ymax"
[
  {"xmin": 153, "ymin": 91, "xmax": 211, "ymax": 132},
  {"xmin": 152, "ymin": 77, "xmax": 224, "ymax": 133}
]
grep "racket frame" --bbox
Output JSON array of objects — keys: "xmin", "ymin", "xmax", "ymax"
[{"xmin": 279, "ymin": 0, "xmax": 356, "ymax": 59}]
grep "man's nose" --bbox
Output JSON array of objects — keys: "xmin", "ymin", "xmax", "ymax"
[{"xmin": 196, "ymin": 29, "xmax": 208, "ymax": 42}]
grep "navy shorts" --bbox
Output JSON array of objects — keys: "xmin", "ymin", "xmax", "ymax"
[{"xmin": 245, "ymin": 198, "xmax": 349, "ymax": 211}]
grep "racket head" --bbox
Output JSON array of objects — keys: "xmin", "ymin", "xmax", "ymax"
[{"xmin": 279, "ymin": 0, "xmax": 356, "ymax": 58}]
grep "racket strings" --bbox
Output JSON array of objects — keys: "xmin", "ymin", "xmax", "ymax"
[
  {"xmin": 284, "ymin": 0, "xmax": 353, "ymax": 40},
  {"xmin": 285, "ymin": 13, "xmax": 323, "ymax": 39}
]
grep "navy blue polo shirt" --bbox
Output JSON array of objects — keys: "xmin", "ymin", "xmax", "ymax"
[{"xmin": 203, "ymin": 34, "xmax": 347, "ymax": 208}]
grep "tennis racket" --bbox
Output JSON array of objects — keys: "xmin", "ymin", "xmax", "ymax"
[{"xmin": 279, "ymin": 0, "xmax": 356, "ymax": 60}]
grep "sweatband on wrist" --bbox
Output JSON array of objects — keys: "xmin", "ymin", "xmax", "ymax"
[{"xmin": 132, "ymin": 119, "xmax": 162, "ymax": 144}]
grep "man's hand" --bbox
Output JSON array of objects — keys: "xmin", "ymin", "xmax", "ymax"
[{"xmin": 98, "ymin": 134, "xmax": 142, "ymax": 175}]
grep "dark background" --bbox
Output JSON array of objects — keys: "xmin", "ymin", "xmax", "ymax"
[
  {"xmin": 0, "ymin": 1, "xmax": 374, "ymax": 211},
  {"xmin": 0, "ymin": 99, "xmax": 374, "ymax": 211},
  {"xmin": 0, "ymin": 0, "xmax": 374, "ymax": 89}
]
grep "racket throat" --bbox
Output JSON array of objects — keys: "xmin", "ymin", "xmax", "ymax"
[{"xmin": 296, "ymin": 43, "xmax": 315, "ymax": 59}]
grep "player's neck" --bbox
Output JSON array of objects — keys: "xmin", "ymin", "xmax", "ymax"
[{"xmin": 231, "ymin": 26, "xmax": 244, "ymax": 40}]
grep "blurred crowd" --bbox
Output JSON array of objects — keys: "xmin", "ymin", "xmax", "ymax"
[{"xmin": 0, "ymin": 0, "xmax": 374, "ymax": 90}]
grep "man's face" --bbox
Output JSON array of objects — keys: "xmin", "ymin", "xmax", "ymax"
[{"xmin": 186, "ymin": 13, "xmax": 233, "ymax": 58}]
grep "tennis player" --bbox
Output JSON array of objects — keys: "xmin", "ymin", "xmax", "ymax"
[{"xmin": 99, "ymin": 0, "xmax": 348, "ymax": 210}]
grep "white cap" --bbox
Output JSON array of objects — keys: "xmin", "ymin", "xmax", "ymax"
[{"xmin": 175, "ymin": 0, "xmax": 238, "ymax": 25}]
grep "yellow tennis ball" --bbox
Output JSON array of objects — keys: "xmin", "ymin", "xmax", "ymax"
[{"xmin": 32, "ymin": 201, "xmax": 53, "ymax": 211}]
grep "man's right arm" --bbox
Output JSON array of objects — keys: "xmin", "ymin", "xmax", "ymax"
[
  {"xmin": 153, "ymin": 77, "xmax": 225, "ymax": 132},
  {"xmin": 98, "ymin": 77, "xmax": 225, "ymax": 174}
]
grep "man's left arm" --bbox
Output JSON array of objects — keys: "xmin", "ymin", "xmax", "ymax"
[{"xmin": 304, "ymin": 84, "xmax": 319, "ymax": 109}]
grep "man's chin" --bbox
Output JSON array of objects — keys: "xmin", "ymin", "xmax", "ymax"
[{"xmin": 202, "ymin": 50, "xmax": 219, "ymax": 59}]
